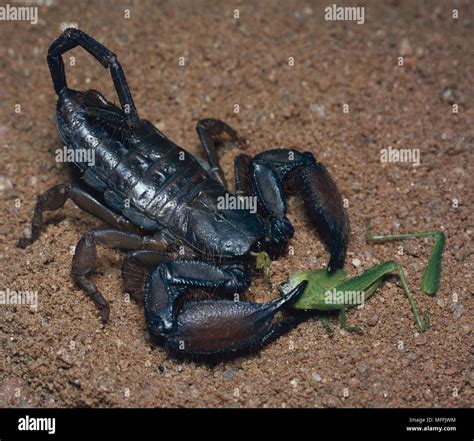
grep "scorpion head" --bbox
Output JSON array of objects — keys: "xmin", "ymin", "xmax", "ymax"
[{"xmin": 185, "ymin": 206, "xmax": 265, "ymax": 260}]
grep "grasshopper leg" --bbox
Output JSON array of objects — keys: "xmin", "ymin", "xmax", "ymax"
[
  {"xmin": 320, "ymin": 317, "xmax": 334, "ymax": 338},
  {"xmin": 339, "ymin": 307, "xmax": 364, "ymax": 335}
]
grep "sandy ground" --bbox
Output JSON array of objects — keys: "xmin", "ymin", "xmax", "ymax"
[{"xmin": 0, "ymin": 0, "xmax": 472, "ymax": 408}]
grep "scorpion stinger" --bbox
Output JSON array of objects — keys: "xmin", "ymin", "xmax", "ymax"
[{"xmin": 47, "ymin": 27, "xmax": 139, "ymax": 123}]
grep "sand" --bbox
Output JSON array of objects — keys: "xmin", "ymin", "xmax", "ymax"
[{"xmin": 0, "ymin": 0, "xmax": 472, "ymax": 408}]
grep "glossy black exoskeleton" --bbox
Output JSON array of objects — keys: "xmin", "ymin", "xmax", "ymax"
[{"xmin": 18, "ymin": 29, "xmax": 349, "ymax": 357}]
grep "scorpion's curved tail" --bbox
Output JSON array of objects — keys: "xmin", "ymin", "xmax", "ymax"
[{"xmin": 47, "ymin": 28, "xmax": 139, "ymax": 123}]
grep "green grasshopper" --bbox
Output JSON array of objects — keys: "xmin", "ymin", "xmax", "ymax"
[{"xmin": 277, "ymin": 222, "xmax": 445, "ymax": 335}]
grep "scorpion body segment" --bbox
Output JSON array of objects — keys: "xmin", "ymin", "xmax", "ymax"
[
  {"xmin": 56, "ymin": 88, "xmax": 264, "ymax": 259},
  {"xmin": 18, "ymin": 29, "xmax": 349, "ymax": 357}
]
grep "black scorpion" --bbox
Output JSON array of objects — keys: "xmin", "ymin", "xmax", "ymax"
[{"xmin": 18, "ymin": 29, "xmax": 349, "ymax": 357}]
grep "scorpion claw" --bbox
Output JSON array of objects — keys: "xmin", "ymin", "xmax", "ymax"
[
  {"xmin": 292, "ymin": 158, "xmax": 349, "ymax": 271},
  {"xmin": 264, "ymin": 216, "xmax": 294, "ymax": 259},
  {"xmin": 249, "ymin": 149, "xmax": 349, "ymax": 271}
]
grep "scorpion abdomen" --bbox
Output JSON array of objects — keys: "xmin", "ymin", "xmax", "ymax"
[{"xmin": 55, "ymin": 88, "xmax": 215, "ymax": 234}]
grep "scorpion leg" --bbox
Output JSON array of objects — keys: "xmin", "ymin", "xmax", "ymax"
[
  {"xmin": 71, "ymin": 228, "xmax": 166, "ymax": 322},
  {"xmin": 17, "ymin": 184, "xmax": 139, "ymax": 248},
  {"xmin": 144, "ymin": 260, "xmax": 250, "ymax": 337},
  {"xmin": 248, "ymin": 149, "xmax": 349, "ymax": 270},
  {"xmin": 47, "ymin": 28, "xmax": 139, "ymax": 123},
  {"xmin": 196, "ymin": 118, "xmax": 247, "ymax": 188}
]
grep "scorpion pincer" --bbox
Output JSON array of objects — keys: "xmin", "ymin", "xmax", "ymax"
[{"xmin": 18, "ymin": 29, "xmax": 349, "ymax": 357}]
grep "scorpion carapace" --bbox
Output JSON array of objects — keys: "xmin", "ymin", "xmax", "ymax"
[{"xmin": 18, "ymin": 28, "xmax": 349, "ymax": 357}]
